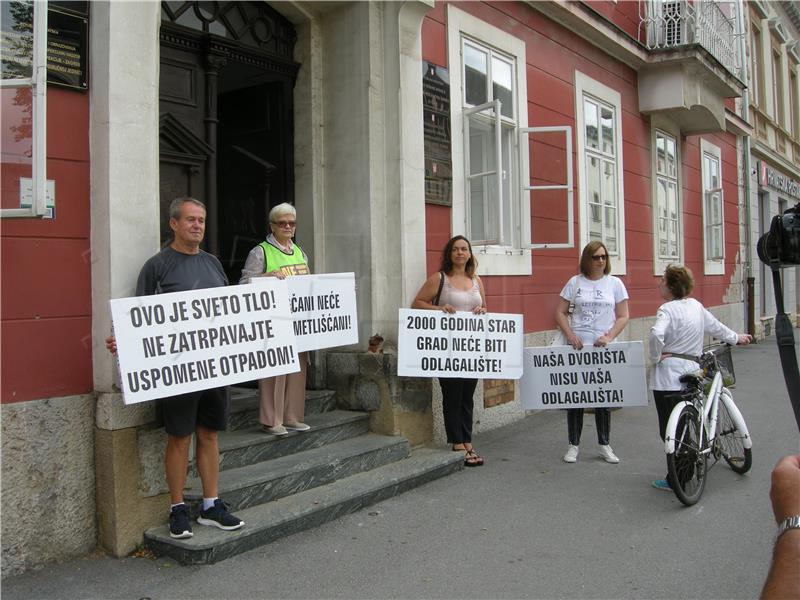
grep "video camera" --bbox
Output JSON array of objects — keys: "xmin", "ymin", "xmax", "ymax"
[
  {"xmin": 757, "ymin": 202, "xmax": 800, "ymax": 268},
  {"xmin": 757, "ymin": 201, "xmax": 800, "ymax": 433}
]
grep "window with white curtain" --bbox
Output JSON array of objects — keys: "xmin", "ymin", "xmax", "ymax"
[
  {"xmin": 576, "ymin": 71, "xmax": 626, "ymax": 274},
  {"xmin": 701, "ymin": 139, "xmax": 724, "ymax": 274},
  {"xmin": 653, "ymin": 128, "xmax": 681, "ymax": 273}
]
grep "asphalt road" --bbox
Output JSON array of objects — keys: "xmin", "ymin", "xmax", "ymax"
[{"xmin": 4, "ymin": 338, "xmax": 800, "ymax": 600}]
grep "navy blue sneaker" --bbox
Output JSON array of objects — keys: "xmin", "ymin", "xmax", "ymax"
[
  {"xmin": 169, "ymin": 504, "xmax": 193, "ymax": 539},
  {"xmin": 197, "ymin": 499, "xmax": 244, "ymax": 531}
]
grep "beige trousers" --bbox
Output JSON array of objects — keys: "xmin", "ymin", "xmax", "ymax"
[{"xmin": 258, "ymin": 352, "xmax": 307, "ymax": 427}]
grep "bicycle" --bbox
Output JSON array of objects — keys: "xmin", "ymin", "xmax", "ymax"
[{"xmin": 664, "ymin": 344, "xmax": 753, "ymax": 506}]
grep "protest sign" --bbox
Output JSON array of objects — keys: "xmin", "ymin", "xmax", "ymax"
[
  {"xmin": 397, "ymin": 309, "xmax": 523, "ymax": 379},
  {"xmin": 110, "ymin": 279, "xmax": 299, "ymax": 404},
  {"xmin": 251, "ymin": 272, "xmax": 358, "ymax": 352},
  {"xmin": 519, "ymin": 341, "xmax": 648, "ymax": 409}
]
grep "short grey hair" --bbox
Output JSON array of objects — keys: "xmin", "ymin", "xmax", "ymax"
[
  {"xmin": 269, "ymin": 202, "xmax": 296, "ymax": 223},
  {"xmin": 169, "ymin": 197, "xmax": 206, "ymax": 220}
]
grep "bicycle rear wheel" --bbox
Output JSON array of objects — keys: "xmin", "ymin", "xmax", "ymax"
[
  {"xmin": 717, "ymin": 398, "xmax": 752, "ymax": 474},
  {"xmin": 667, "ymin": 405, "xmax": 707, "ymax": 506}
]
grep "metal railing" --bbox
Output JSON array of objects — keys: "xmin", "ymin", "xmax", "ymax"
[{"xmin": 639, "ymin": 0, "xmax": 741, "ymax": 75}]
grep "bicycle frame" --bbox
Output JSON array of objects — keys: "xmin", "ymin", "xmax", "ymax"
[{"xmin": 664, "ymin": 369, "xmax": 752, "ymax": 455}]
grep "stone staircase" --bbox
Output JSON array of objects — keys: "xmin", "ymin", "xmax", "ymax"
[{"xmin": 143, "ymin": 386, "xmax": 463, "ymax": 564}]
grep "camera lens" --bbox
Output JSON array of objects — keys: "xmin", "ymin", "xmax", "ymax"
[{"xmin": 757, "ymin": 231, "xmax": 777, "ymax": 265}]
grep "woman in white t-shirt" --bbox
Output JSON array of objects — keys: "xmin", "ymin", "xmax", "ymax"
[
  {"xmin": 649, "ymin": 264, "xmax": 751, "ymax": 490},
  {"xmin": 554, "ymin": 241, "xmax": 630, "ymax": 464}
]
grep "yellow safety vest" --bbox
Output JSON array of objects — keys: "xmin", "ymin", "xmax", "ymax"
[{"xmin": 259, "ymin": 240, "xmax": 309, "ymax": 277}]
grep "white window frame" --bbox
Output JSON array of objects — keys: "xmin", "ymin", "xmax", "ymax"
[
  {"xmin": 700, "ymin": 139, "xmax": 724, "ymax": 275},
  {"xmin": 521, "ymin": 125, "xmax": 574, "ymax": 249},
  {"xmin": 447, "ymin": 5, "xmax": 530, "ymax": 275},
  {"xmin": 463, "ymin": 99, "xmax": 503, "ymax": 245},
  {"xmin": 575, "ymin": 71, "xmax": 627, "ymax": 275},
  {"xmin": 1, "ymin": 0, "xmax": 48, "ymax": 218},
  {"xmin": 750, "ymin": 18, "xmax": 766, "ymax": 110},
  {"xmin": 772, "ymin": 44, "xmax": 785, "ymax": 127},
  {"xmin": 651, "ymin": 123, "xmax": 682, "ymax": 274},
  {"xmin": 790, "ymin": 63, "xmax": 799, "ymax": 136}
]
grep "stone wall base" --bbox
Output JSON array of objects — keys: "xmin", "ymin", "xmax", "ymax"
[
  {"xmin": 1, "ymin": 394, "xmax": 96, "ymax": 578},
  {"xmin": 95, "ymin": 427, "xmax": 168, "ymax": 557}
]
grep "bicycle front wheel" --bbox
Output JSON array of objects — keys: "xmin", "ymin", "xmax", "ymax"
[
  {"xmin": 667, "ymin": 405, "xmax": 707, "ymax": 506},
  {"xmin": 717, "ymin": 398, "xmax": 752, "ymax": 474}
]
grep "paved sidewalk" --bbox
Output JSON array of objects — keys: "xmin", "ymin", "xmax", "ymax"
[{"xmin": 4, "ymin": 338, "xmax": 800, "ymax": 599}]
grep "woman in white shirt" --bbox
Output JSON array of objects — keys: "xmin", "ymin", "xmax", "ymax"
[
  {"xmin": 413, "ymin": 235, "xmax": 488, "ymax": 467},
  {"xmin": 554, "ymin": 241, "xmax": 629, "ymax": 464},
  {"xmin": 649, "ymin": 264, "xmax": 751, "ymax": 490}
]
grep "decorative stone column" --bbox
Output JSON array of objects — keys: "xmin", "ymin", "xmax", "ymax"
[
  {"xmin": 316, "ymin": 0, "xmax": 434, "ymax": 444},
  {"xmin": 90, "ymin": 0, "xmax": 164, "ymax": 556}
]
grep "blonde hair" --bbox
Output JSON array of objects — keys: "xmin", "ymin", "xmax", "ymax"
[{"xmin": 269, "ymin": 202, "xmax": 296, "ymax": 223}]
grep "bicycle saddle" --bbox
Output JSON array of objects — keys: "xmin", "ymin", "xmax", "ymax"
[{"xmin": 679, "ymin": 369, "xmax": 705, "ymax": 385}]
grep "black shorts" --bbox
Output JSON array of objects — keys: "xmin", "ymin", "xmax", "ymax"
[{"xmin": 157, "ymin": 386, "xmax": 230, "ymax": 437}]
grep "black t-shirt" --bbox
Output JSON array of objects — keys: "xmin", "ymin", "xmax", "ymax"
[{"xmin": 136, "ymin": 246, "xmax": 228, "ymax": 296}]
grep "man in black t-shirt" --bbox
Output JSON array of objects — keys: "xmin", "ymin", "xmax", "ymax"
[{"xmin": 107, "ymin": 198, "xmax": 243, "ymax": 539}]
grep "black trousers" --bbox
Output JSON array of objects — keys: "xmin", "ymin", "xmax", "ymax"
[
  {"xmin": 653, "ymin": 389, "xmax": 682, "ymax": 442},
  {"xmin": 653, "ymin": 389, "xmax": 683, "ymax": 488},
  {"xmin": 567, "ymin": 408, "xmax": 610, "ymax": 446},
  {"xmin": 438, "ymin": 377, "xmax": 478, "ymax": 444}
]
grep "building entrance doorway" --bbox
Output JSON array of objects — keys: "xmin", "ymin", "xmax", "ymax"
[{"xmin": 158, "ymin": 1, "xmax": 298, "ymax": 282}]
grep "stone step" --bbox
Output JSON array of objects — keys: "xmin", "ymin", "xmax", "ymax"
[
  {"xmin": 227, "ymin": 387, "xmax": 337, "ymax": 431},
  {"xmin": 202, "ymin": 410, "xmax": 370, "ymax": 474},
  {"xmin": 184, "ymin": 434, "xmax": 410, "ymax": 513},
  {"xmin": 145, "ymin": 447, "xmax": 464, "ymax": 565}
]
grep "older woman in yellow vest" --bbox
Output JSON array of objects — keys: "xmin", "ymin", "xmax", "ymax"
[{"xmin": 240, "ymin": 203, "xmax": 311, "ymax": 435}]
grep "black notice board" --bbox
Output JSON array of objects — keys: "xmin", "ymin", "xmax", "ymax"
[
  {"xmin": 423, "ymin": 62, "xmax": 452, "ymax": 206},
  {"xmin": 47, "ymin": 7, "xmax": 88, "ymax": 90}
]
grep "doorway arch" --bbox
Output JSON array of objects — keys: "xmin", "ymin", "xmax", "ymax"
[{"xmin": 159, "ymin": 1, "xmax": 299, "ymax": 282}]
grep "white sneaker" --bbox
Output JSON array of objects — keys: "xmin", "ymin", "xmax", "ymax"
[
  {"xmin": 599, "ymin": 445, "xmax": 619, "ymax": 463},
  {"xmin": 262, "ymin": 424, "xmax": 288, "ymax": 436},
  {"xmin": 563, "ymin": 445, "xmax": 579, "ymax": 463},
  {"xmin": 284, "ymin": 421, "xmax": 311, "ymax": 431}
]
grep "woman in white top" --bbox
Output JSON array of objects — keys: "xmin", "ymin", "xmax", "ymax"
[
  {"xmin": 412, "ymin": 235, "xmax": 488, "ymax": 467},
  {"xmin": 649, "ymin": 264, "xmax": 751, "ymax": 490},
  {"xmin": 554, "ymin": 241, "xmax": 629, "ymax": 464}
]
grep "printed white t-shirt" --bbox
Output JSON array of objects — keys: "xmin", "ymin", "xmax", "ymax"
[{"xmin": 559, "ymin": 274, "xmax": 629, "ymax": 344}]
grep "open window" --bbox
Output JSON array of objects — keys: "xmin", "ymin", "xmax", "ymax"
[
  {"xmin": 447, "ymin": 6, "xmax": 573, "ymax": 275},
  {"xmin": 1, "ymin": 0, "xmax": 48, "ymax": 218},
  {"xmin": 447, "ymin": 5, "xmax": 529, "ymax": 275}
]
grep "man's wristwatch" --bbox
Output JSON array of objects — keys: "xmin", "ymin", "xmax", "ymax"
[{"xmin": 777, "ymin": 515, "xmax": 800, "ymax": 538}]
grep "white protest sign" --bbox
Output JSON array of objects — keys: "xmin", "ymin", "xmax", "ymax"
[
  {"xmin": 251, "ymin": 272, "xmax": 358, "ymax": 352},
  {"xmin": 110, "ymin": 279, "xmax": 299, "ymax": 404},
  {"xmin": 519, "ymin": 341, "xmax": 648, "ymax": 409},
  {"xmin": 397, "ymin": 309, "xmax": 524, "ymax": 379}
]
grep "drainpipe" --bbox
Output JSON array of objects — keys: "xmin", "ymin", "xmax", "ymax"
[{"xmin": 737, "ymin": 0, "xmax": 756, "ymax": 336}]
